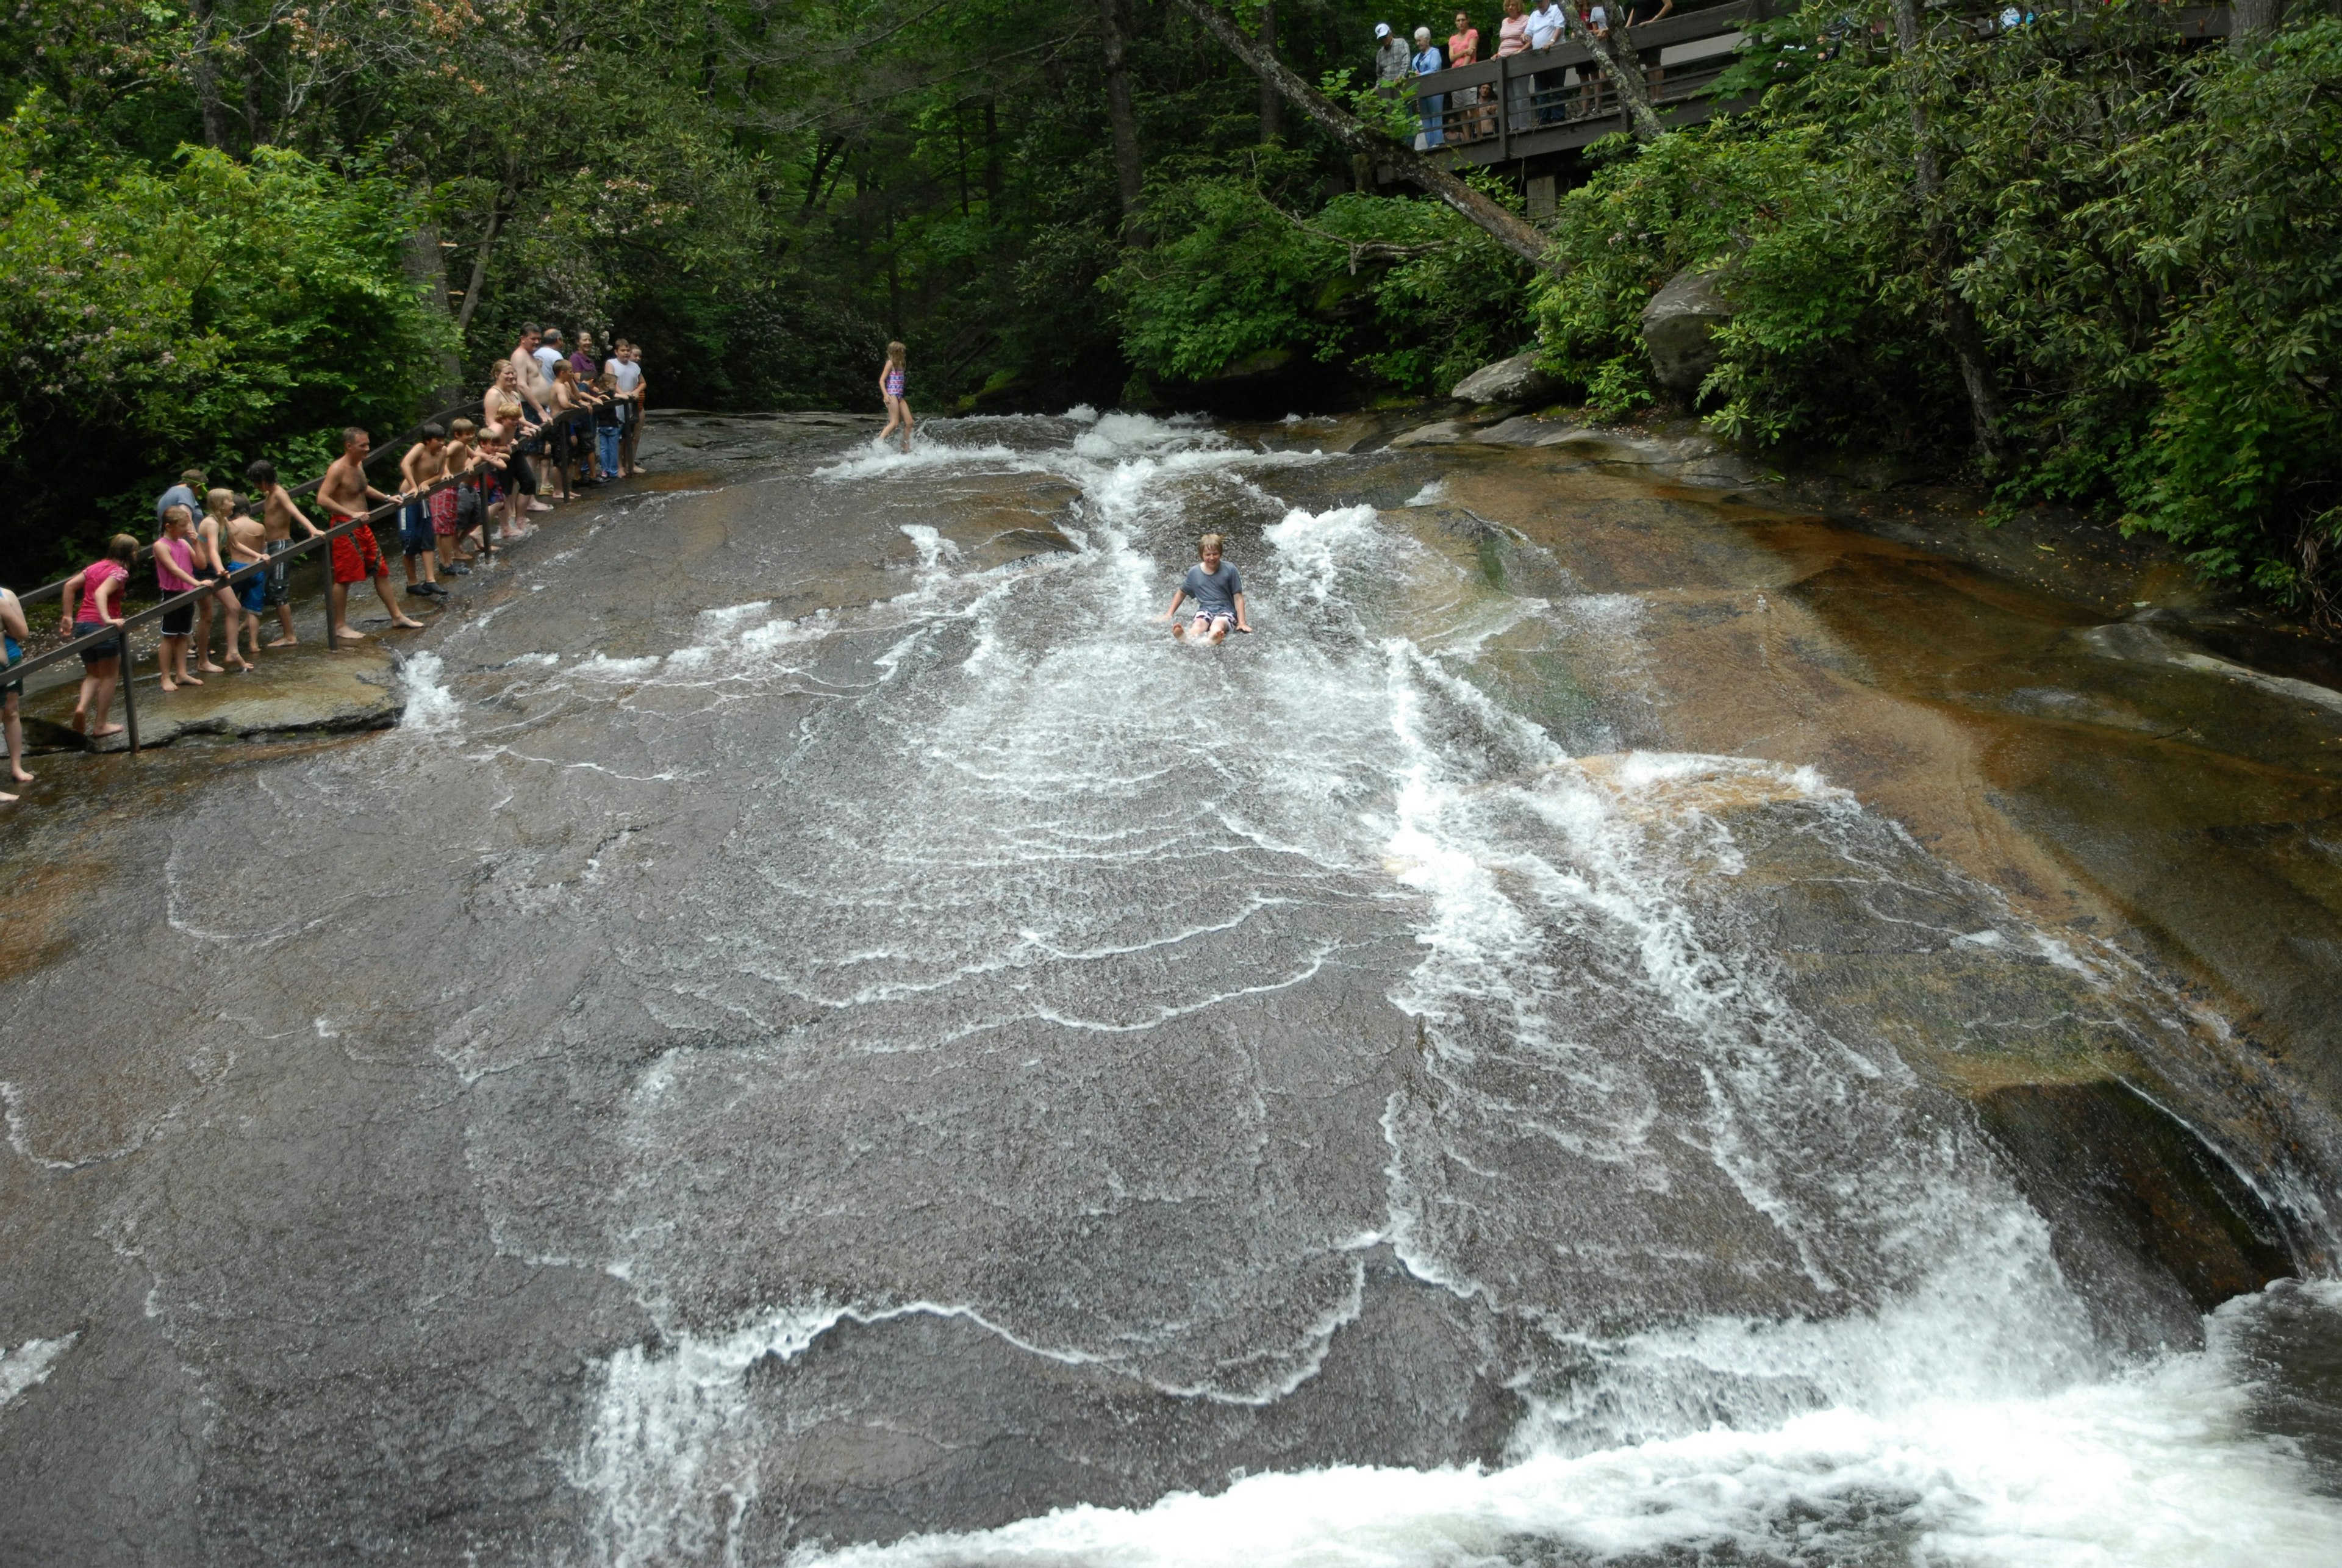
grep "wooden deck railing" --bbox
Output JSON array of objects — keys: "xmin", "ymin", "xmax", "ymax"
[{"xmin": 1413, "ymin": 1, "xmax": 2236, "ymax": 166}]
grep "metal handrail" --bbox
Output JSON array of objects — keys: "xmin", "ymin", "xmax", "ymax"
[
  {"xmin": 8, "ymin": 399, "xmax": 609, "ymax": 754},
  {"xmin": 12, "ymin": 388, "xmax": 605, "ymax": 609}
]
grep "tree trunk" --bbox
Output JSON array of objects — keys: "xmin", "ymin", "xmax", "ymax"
[
  {"xmin": 1258, "ymin": 1, "xmax": 1281, "ymax": 141},
  {"xmin": 1888, "ymin": 0, "xmax": 2007, "ymax": 464},
  {"xmin": 1098, "ymin": 0, "xmax": 1145, "ymax": 227},
  {"xmin": 2230, "ymin": 0, "xmax": 2285, "ymax": 33},
  {"xmin": 1569, "ymin": 16, "xmax": 1665, "ymax": 140},
  {"xmin": 455, "ymin": 187, "xmax": 509, "ymax": 341},
  {"xmin": 1164, "ymin": 0, "xmax": 1558, "ymax": 273},
  {"xmin": 188, "ymin": 0, "xmax": 234, "ymax": 151},
  {"xmin": 402, "ymin": 186, "xmax": 467, "ymax": 406}
]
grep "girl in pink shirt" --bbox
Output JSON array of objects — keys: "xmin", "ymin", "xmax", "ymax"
[
  {"xmin": 63, "ymin": 534, "xmax": 137, "ymax": 739},
  {"xmin": 155, "ymin": 505, "xmax": 203, "ymax": 692}
]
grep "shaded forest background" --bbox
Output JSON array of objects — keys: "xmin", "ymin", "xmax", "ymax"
[{"xmin": 4, "ymin": 0, "xmax": 2340, "ymax": 617}]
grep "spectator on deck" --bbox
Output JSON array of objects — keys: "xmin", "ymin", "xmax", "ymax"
[
  {"xmin": 1411, "ymin": 28, "xmax": 1446, "ymax": 147},
  {"xmin": 1627, "ymin": 0, "xmax": 1675, "ymax": 93},
  {"xmin": 1450, "ymin": 12, "xmax": 1493, "ymax": 141},
  {"xmin": 1497, "ymin": 0, "xmax": 1531, "ymax": 128},
  {"xmin": 1527, "ymin": 0, "xmax": 1566, "ymax": 123},
  {"xmin": 1375, "ymin": 23, "xmax": 1409, "ymax": 87},
  {"xmin": 1578, "ymin": 1, "xmax": 1614, "ymax": 117}
]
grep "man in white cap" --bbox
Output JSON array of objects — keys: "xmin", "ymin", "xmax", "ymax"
[{"xmin": 1374, "ymin": 22, "xmax": 1411, "ymax": 85}]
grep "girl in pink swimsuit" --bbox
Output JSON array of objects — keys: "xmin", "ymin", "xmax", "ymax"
[{"xmin": 877, "ymin": 341, "xmax": 913, "ymax": 454}]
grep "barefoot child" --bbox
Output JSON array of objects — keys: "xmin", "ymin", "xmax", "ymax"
[
  {"xmin": 877, "ymin": 341, "xmax": 913, "ymax": 453},
  {"xmin": 155, "ymin": 504, "xmax": 206, "ymax": 692},
  {"xmin": 1156, "ymin": 532, "xmax": 1253, "ymax": 643},
  {"xmin": 1, "ymin": 583, "xmax": 34, "ymax": 801},
  {"xmin": 246, "ymin": 458, "xmax": 326, "ymax": 647},
  {"xmin": 398, "ymin": 424, "xmax": 449, "ymax": 599},
  {"xmin": 225, "ymin": 495, "xmax": 269, "ymax": 662},
  {"xmin": 195, "ymin": 488, "xmax": 251, "ymax": 672},
  {"xmin": 60, "ymin": 534, "xmax": 136, "ymax": 739},
  {"xmin": 436, "ymin": 420, "xmax": 479, "ymax": 575}
]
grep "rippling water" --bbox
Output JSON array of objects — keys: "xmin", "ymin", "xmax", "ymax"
[{"xmin": 9, "ymin": 410, "xmax": 2338, "ymax": 1564}]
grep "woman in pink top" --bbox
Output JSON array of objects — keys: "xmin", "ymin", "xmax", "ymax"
[
  {"xmin": 61, "ymin": 533, "xmax": 137, "ymax": 739},
  {"xmin": 1497, "ymin": 0, "xmax": 1531, "ymax": 134},
  {"xmin": 1451, "ymin": 11, "xmax": 1497, "ymax": 140}
]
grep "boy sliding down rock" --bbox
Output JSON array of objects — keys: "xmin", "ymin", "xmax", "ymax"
[{"xmin": 1156, "ymin": 532, "xmax": 1253, "ymax": 643}]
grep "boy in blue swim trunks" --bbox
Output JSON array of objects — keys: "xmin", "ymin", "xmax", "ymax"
[{"xmin": 1157, "ymin": 532, "xmax": 1253, "ymax": 643}]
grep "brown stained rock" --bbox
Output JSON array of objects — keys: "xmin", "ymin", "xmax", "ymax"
[
  {"xmin": 21, "ymin": 644, "xmax": 404, "ymax": 752},
  {"xmin": 1975, "ymin": 1081, "xmax": 2294, "ymax": 1330}
]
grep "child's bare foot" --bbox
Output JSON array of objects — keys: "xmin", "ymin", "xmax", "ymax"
[
  {"xmin": 199, "ymin": 659, "xmax": 226, "ymax": 673},
  {"xmin": 334, "ymin": 627, "xmax": 369, "ymax": 643},
  {"xmin": 1172, "ymin": 623, "xmax": 1187, "ymax": 640},
  {"xmin": 91, "ymin": 723, "xmax": 124, "ymax": 739},
  {"xmin": 0, "ymin": 790, "xmax": 15, "ymax": 803},
  {"xmin": 268, "ymin": 636, "xmax": 298, "ymax": 648},
  {"xmin": 70, "ymin": 709, "xmax": 87, "ymax": 733},
  {"xmin": 389, "ymin": 615, "xmax": 425, "ymax": 630},
  {"xmin": 9, "ymin": 767, "xmax": 32, "ymax": 784},
  {"xmin": 229, "ymin": 659, "xmax": 252, "ymax": 673},
  {"xmin": 182, "ymin": 673, "xmax": 205, "ymax": 685},
  {"xmin": 160, "ymin": 679, "xmax": 177, "ymax": 693}
]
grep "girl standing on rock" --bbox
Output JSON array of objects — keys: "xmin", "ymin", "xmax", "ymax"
[
  {"xmin": 877, "ymin": 342, "xmax": 913, "ymax": 454},
  {"xmin": 1, "ymin": 583, "xmax": 33, "ymax": 802},
  {"xmin": 60, "ymin": 534, "xmax": 137, "ymax": 741}
]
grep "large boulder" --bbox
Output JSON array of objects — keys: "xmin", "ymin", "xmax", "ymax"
[
  {"xmin": 1450, "ymin": 352, "xmax": 1554, "ymax": 406},
  {"xmin": 1641, "ymin": 268, "xmax": 1733, "ymax": 392}
]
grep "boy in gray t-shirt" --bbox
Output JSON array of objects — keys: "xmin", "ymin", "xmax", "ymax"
[{"xmin": 1158, "ymin": 532, "xmax": 1253, "ymax": 643}]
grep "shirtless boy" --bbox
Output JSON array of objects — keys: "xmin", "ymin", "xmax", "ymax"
[
  {"xmin": 224, "ymin": 496, "xmax": 270, "ymax": 663},
  {"xmin": 315, "ymin": 427, "xmax": 425, "ymax": 642},
  {"xmin": 437, "ymin": 419, "xmax": 481, "ymax": 574},
  {"xmin": 398, "ymin": 424, "xmax": 451, "ymax": 598},
  {"xmin": 245, "ymin": 457, "xmax": 327, "ymax": 646},
  {"xmin": 1156, "ymin": 532, "xmax": 1253, "ymax": 643}
]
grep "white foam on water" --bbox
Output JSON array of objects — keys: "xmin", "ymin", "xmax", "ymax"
[
  {"xmin": 397, "ymin": 650, "xmax": 461, "ymax": 734},
  {"xmin": 564, "ymin": 415, "xmax": 2342, "ymax": 1568},
  {"xmin": 1262, "ymin": 504, "xmax": 1380, "ymax": 606},
  {"xmin": 1406, "ymin": 479, "xmax": 1447, "ymax": 506},
  {"xmin": 793, "ymin": 1301, "xmax": 2342, "ymax": 1568},
  {"xmin": 0, "ymin": 1332, "xmax": 76, "ymax": 1414}
]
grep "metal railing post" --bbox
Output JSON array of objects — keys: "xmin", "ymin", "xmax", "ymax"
[{"xmin": 116, "ymin": 629, "xmax": 140, "ymax": 756}]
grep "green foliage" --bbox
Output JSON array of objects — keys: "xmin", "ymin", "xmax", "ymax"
[
  {"xmin": 1107, "ymin": 160, "xmax": 1533, "ymax": 397},
  {"xmin": 1527, "ymin": 6, "xmax": 2342, "ymax": 613},
  {"xmin": 0, "ymin": 99, "xmax": 451, "ymax": 575}
]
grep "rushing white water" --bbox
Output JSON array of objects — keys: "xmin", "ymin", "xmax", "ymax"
[
  {"xmin": 524, "ymin": 412, "xmax": 2341, "ymax": 1566},
  {"xmin": 0, "ymin": 1333, "xmax": 76, "ymax": 1416}
]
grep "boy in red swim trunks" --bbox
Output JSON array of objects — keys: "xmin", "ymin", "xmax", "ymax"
[{"xmin": 315, "ymin": 426, "xmax": 425, "ymax": 642}]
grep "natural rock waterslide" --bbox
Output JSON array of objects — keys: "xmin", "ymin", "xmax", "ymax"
[{"xmin": 1, "ymin": 410, "xmax": 2338, "ymax": 1565}]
